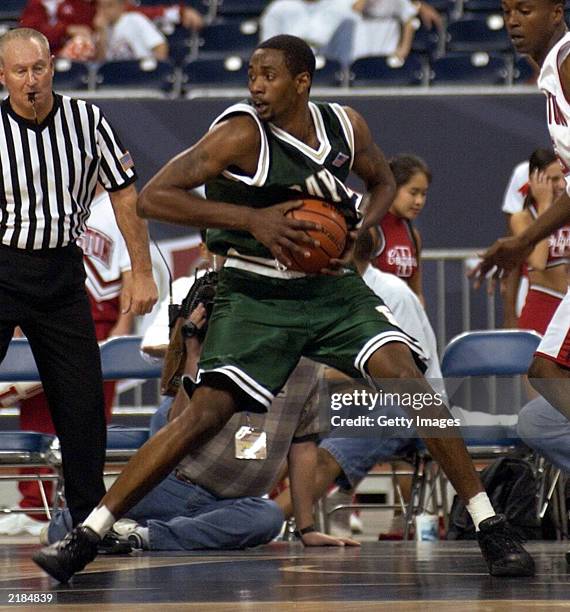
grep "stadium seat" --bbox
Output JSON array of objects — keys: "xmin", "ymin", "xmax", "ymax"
[
  {"xmin": 463, "ymin": 0, "xmax": 502, "ymax": 13},
  {"xmin": 215, "ymin": 0, "xmax": 270, "ymax": 17},
  {"xmin": 446, "ymin": 15, "xmax": 511, "ymax": 53},
  {"xmin": 430, "ymin": 53, "xmax": 509, "ymax": 85},
  {"xmin": 513, "ymin": 56, "xmax": 538, "ymax": 85},
  {"xmin": 96, "ymin": 59, "xmax": 177, "ymax": 94},
  {"xmin": 0, "ymin": 0, "xmax": 25, "ymax": 22},
  {"xmin": 412, "ymin": 24, "xmax": 441, "ymax": 57},
  {"xmin": 312, "ymin": 57, "xmax": 344, "ymax": 87},
  {"xmin": 165, "ymin": 25, "xmax": 194, "ymax": 66},
  {"xmin": 0, "ymin": 340, "xmax": 56, "ymax": 517},
  {"xmin": 183, "ymin": 56, "xmax": 249, "ymax": 90},
  {"xmin": 53, "ymin": 59, "xmax": 90, "ymax": 91},
  {"xmin": 99, "ymin": 335, "xmax": 162, "ymax": 381},
  {"xmin": 197, "ymin": 20, "xmax": 259, "ymax": 57},
  {"xmin": 349, "ymin": 55, "xmax": 425, "ymax": 87}
]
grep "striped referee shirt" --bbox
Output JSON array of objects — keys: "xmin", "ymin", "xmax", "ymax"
[{"xmin": 0, "ymin": 93, "xmax": 136, "ymax": 250}]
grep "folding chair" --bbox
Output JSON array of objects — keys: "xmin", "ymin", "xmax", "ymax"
[
  {"xmin": 0, "ymin": 339, "xmax": 57, "ymax": 517},
  {"xmin": 440, "ymin": 330, "xmax": 566, "ymax": 535}
]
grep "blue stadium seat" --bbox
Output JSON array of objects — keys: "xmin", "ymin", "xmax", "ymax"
[
  {"xmin": 0, "ymin": 338, "xmax": 39, "ymax": 380},
  {"xmin": 53, "ymin": 60, "xmax": 90, "ymax": 90},
  {"xmin": 183, "ymin": 56, "xmax": 249, "ymax": 89},
  {"xmin": 99, "ymin": 336, "xmax": 162, "ymax": 380},
  {"xmin": 430, "ymin": 53, "xmax": 509, "ymax": 85},
  {"xmin": 412, "ymin": 25, "xmax": 441, "ymax": 57},
  {"xmin": 312, "ymin": 57, "xmax": 344, "ymax": 87},
  {"xmin": 197, "ymin": 20, "xmax": 259, "ymax": 57},
  {"xmin": 216, "ymin": 0, "xmax": 270, "ymax": 17},
  {"xmin": 350, "ymin": 55, "xmax": 425, "ymax": 87},
  {"xmin": 446, "ymin": 15, "xmax": 511, "ymax": 53},
  {"xmin": 165, "ymin": 25, "xmax": 193, "ymax": 66},
  {"xmin": 513, "ymin": 56, "xmax": 538, "ymax": 85},
  {"xmin": 96, "ymin": 59, "xmax": 177, "ymax": 93},
  {"xmin": 463, "ymin": 0, "xmax": 502, "ymax": 12},
  {"xmin": 0, "ymin": 0, "xmax": 25, "ymax": 21}
]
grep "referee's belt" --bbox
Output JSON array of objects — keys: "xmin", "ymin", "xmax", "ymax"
[{"xmin": 224, "ymin": 249, "xmax": 307, "ymax": 279}]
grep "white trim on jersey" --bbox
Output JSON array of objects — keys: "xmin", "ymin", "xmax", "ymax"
[
  {"xmin": 268, "ymin": 102, "xmax": 332, "ymax": 164},
  {"xmin": 197, "ymin": 365, "xmax": 275, "ymax": 408},
  {"xmin": 329, "ymin": 102, "xmax": 355, "ymax": 170},
  {"xmin": 209, "ymin": 103, "xmax": 270, "ymax": 187}
]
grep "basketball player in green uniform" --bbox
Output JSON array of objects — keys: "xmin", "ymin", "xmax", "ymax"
[{"xmin": 34, "ymin": 35, "xmax": 534, "ymax": 580}]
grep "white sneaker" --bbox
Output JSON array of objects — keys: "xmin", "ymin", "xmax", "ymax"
[
  {"xmin": 111, "ymin": 518, "xmax": 139, "ymax": 536},
  {"xmin": 349, "ymin": 513, "xmax": 364, "ymax": 534},
  {"xmin": 0, "ymin": 513, "xmax": 47, "ymax": 536}
]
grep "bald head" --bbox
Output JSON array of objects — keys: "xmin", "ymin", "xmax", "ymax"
[{"xmin": 0, "ymin": 28, "xmax": 50, "ymax": 67}]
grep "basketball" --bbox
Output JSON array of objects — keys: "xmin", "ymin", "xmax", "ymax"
[{"xmin": 284, "ymin": 199, "xmax": 348, "ymax": 273}]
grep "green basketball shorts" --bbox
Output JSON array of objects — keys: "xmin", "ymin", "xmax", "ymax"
[{"xmin": 198, "ymin": 267, "xmax": 425, "ymax": 411}]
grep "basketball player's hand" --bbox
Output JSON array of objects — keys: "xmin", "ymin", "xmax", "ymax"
[
  {"xmin": 300, "ymin": 531, "xmax": 360, "ymax": 547},
  {"xmin": 470, "ymin": 236, "xmax": 531, "ymax": 292},
  {"xmin": 122, "ymin": 270, "xmax": 159, "ymax": 315},
  {"xmin": 321, "ymin": 230, "xmax": 357, "ymax": 275},
  {"xmin": 248, "ymin": 201, "xmax": 321, "ymax": 268}
]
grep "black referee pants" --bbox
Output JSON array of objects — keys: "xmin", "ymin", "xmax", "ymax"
[{"xmin": 0, "ymin": 243, "xmax": 106, "ymax": 525}]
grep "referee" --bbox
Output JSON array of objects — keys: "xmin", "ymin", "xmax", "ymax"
[{"xmin": 0, "ymin": 28, "xmax": 158, "ymax": 527}]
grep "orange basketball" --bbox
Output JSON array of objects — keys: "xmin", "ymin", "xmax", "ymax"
[{"xmin": 284, "ymin": 199, "xmax": 348, "ymax": 273}]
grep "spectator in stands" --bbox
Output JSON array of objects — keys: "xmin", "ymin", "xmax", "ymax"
[
  {"xmin": 350, "ymin": 0, "xmax": 419, "ymax": 64},
  {"xmin": 94, "ymin": 0, "xmax": 168, "ymax": 61},
  {"xmin": 372, "ymin": 154, "xmax": 431, "ymax": 305},
  {"xmin": 20, "ymin": 0, "xmax": 203, "ymax": 59},
  {"xmin": 259, "ymin": 0, "xmax": 354, "ymax": 59}
]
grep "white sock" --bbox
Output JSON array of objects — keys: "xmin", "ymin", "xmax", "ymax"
[
  {"xmin": 467, "ymin": 492, "xmax": 495, "ymax": 531},
  {"xmin": 83, "ymin": 505, "xmax": 116, "ymax": 538}
]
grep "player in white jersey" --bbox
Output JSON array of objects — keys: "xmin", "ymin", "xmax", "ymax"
[{"xmin": 475, "ymin": 0, "xmax": 570, "ymax": 419}]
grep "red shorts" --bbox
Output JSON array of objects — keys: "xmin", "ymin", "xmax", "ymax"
[
  {"xmin": 518, "ymin": 287, "xmax": 563, "ymax": 335},
  {"xmin": 532, "ymin": 288, "xmax": 570, "ymax": 369}
]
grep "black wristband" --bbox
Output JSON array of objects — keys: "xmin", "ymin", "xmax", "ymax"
[{"xmin": 294, "ymin": 525, "xmax": 316, "ymax": 538}]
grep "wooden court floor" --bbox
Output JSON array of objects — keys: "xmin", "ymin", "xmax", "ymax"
[{"xmin": 0, "ymin": 541, "xmax": 569, "ymax": 611}]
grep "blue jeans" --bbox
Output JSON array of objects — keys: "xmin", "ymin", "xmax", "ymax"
[
  {"xmin": 125, "ymin": 472, "xmax": 284, "ymax": 551},
  {"xmin": 517, "ymin": 396, "xmax": 570, "ymax": 473},
  {"xmin": 47, "ymin": 398, "xmax": 284, "ymax": 549}
]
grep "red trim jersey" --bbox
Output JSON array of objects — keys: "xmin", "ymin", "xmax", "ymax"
[
  {"xmin": 373, "ymin": 211, "xmax": 418, "ymax": 279},
  {"xmin": 526, "ymin": 204, "xmax": 570, "ymax": 271},
  {"xmin": 76, "ymin": 191, "xmax": 130, "ymax": 326}
]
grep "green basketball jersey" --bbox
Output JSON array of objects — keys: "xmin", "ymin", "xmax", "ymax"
[{"xmin": 205, "ymin": 100, "xmax": 359, "ymax": 259}]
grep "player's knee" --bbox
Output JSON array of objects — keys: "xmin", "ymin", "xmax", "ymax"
[{"xmin": 177, "ymin": 387, "xmax": 235, "ymax": 441}]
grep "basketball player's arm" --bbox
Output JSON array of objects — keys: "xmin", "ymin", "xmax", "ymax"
[
  {"xmin": 510, "ymin": 211, "xmax": 550, "ymax": 271},
  {"xmin": 109, "ymin": 184, "xmax": 158, "ymax": 315},
  {"xmin": 345, "ymin": 107, "xmax": 396, "ymax": 232},
  {"xmin": 138, "ymin": 116, "xmax": 320, "ymax": 267},
  {"xmin": 474, "ymin": 57, "xmax": 570, "ymax": 285}
]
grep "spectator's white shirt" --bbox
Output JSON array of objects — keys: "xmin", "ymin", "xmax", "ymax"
[
  {"xmin": 350, "ymin": 0, "xmax": 418, "ymax": 60},
  {"xmin": 260, "ymin": 0, "xmax": 353, "ymax": 48},
  {"xmin": 105, "ymin": 13, "xmax": 166, "ymax": 60},
  {"xmin": 501, "ymin": 161, "xmax": 529, "ymax": 215}
]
